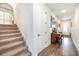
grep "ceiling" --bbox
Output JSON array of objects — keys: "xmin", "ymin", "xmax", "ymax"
[
  {"xmin": 8, "ymin": 3, "xmax": 16, "ymax": 10},
  {"xmin": 46, "ymin": 3, "xmax": 78, "ymax": 20}
]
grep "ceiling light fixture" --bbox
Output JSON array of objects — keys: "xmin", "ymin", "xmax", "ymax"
[{"xmin": 61, "ymin": 9, "xmax": 66, "ymax": 13}]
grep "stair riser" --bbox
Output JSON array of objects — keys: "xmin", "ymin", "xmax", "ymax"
[
  {"xmin": 0, "ymin": 31, "xmax": 20, "ymax": 34},
  {"xmin": 14, "ymin": 48, "xmax": 27, "ymax": 56},
  {"xmin": 0, "ymin": 34, "xmax": 22, "ymax": 40},
  {"xmin": 0, "ymin": 24, "xmax": 17, "ymax": 27},
  {"xmin": 0, "ymin": 43, "xmax": 25, "ymax": 55},
  {"xmin": 1, "ymin": 46, "xmax": 26, "ymax": 56},
  {"xmin": 17, "ymin": 49, "xmax": 32, "ymax": 56},
  {"xmin": 0, "ymin": 28, "xmax": 18, "ymax": 30},
  {"xmin": 0, "ymin": 30, "xmax": 19, "ymax": 32},
  {"xmin": 0, "ymin": 37, "xmax": 23, "ymax": 46}
]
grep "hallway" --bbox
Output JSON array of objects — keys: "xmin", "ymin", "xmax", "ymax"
[
  {"xmin": 0, "ymin": 3, "xmax": 79, "ymax": 56},
  {"xmin": 38, "ymin": 36, "xmax": 79, "ymax": 56}
]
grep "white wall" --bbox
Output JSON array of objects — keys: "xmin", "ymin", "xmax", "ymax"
[
  {"xmin": 15, "ymin": 3, "xmax": 53, "ymax": 56},
  {"xmin": 33, "ymin": 3, "xmax": 52, "ymax": 55},
  {"xmin": 71, "ymin": 5, "xmax": 79, "ymax": 51},
  {"xmin": 15, "ymin": 3, "xmax": 34, "ymax": 54}
]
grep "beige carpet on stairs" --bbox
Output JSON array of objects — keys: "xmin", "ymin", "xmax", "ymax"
[{"xmin": 0, "ymin": 24, "xmax": 31, "ymax": 56}]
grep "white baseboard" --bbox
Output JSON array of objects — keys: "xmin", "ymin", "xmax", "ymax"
[{"xmin": 71, "ymin": 35, "xmax": 79, "ymax": 52}]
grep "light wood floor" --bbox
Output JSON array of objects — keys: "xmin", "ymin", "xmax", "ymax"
[{"xmin": 38, "ymin": 36, "xmax": 79, "ymax": 56}]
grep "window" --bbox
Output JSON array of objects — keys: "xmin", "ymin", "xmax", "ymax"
[
  {"xmin": 63, "ymin": 25, "xmax": 68, "ymax": 32},
  {"xmin": 0, "ymin": 3, "xmax": 14, "ymax": 24},
  {"xmin": 0, "ymin": 11, "xmax": 13, "ymax": 24}
]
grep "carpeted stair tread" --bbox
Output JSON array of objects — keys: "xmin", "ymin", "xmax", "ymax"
[
  {"xmin": 0, "ymin": 41, "xmax": 24, "ymax": 50},
  {"xmin": 1, "ymin": 45, "xmax": 26, "ymax": 56}
]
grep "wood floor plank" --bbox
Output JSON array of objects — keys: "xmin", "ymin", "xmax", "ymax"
[{"xmin": 38, "ymin": 36, "xmax": 79, "ymax": 56}]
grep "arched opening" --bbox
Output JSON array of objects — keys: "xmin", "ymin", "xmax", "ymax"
[{"xmin": 0, "ymin": 3, "xmax": 14, "ymax": 24}]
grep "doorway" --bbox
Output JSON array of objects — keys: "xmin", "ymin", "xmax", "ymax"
[{"xmin": 61, "ymin": 20, "xmax": 71, "ymax": 35}]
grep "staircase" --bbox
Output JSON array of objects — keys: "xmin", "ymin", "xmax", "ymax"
[{"xmin": 0, "ymin": 24, "xmax": 31, "ymax": 56}]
